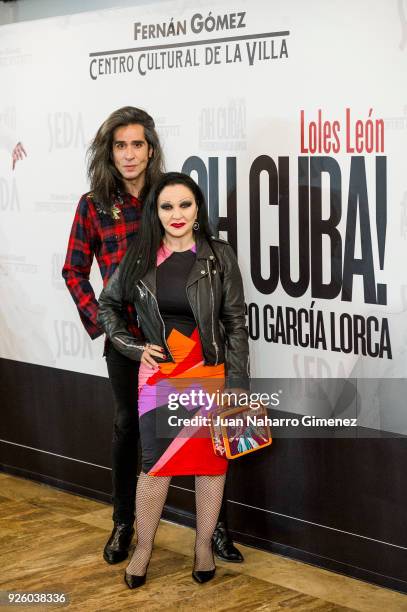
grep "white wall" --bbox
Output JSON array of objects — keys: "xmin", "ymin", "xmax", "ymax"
[{"xmin": 0, "ymin": 0, "xmax": 163, "ymax": 25}]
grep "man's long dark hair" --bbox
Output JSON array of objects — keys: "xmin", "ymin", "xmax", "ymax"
[
  {"xmin": 87, "ymin": 106, "xmax": 164, "ymax": 213},
  {"xmin": 119, "ymin": 172, "xmax": 214, "ymax": 302}
]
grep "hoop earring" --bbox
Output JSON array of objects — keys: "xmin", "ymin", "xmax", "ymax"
[{"xmin": 193, "ymin": 220, "xmax": 200, "ymax": 230}]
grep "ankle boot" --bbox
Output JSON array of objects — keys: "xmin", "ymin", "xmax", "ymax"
[
  {"xmin": 212, "ymin": 521, "xmax": 244, "ymax": 563},
  {"xmin": 103, "ymin": 523, "xmax": 134, "ymax": 564}
]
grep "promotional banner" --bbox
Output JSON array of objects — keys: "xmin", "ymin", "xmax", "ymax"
[{"xmin": 1, "ymin": 1, "xmax": 406, "ymax": 411}]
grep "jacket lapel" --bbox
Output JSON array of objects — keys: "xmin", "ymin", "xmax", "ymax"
[
  {"xmin": 186, "ymin": 235, "xmax": 214, "ymax": 287},
  {"xmin": 140, "ymin": 266, "xmax": 156, "ymax": 295}
]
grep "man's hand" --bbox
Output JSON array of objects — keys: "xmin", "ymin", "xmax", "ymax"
[{"xmin": 12, "ymin": 142, "xmax": 27, "ymax": 170}]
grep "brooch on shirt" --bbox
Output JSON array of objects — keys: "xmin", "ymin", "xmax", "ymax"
[
  {"xmin": 111, "ymin": 205, "xmax": 121, "ymax": 220},
  {"xmin": 111, "ymin": 191, "xmax": 124, "ymax": 219}
]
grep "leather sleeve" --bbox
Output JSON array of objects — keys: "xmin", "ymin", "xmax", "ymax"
[
  {"xmin": 97, "ymin": 267, "xmax": 145, "ymax": 361},
  {"xmin": 219, "ymin": 243, "xmax": 250, "ymax": 389}
]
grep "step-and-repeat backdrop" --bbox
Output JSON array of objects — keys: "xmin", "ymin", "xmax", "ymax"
[{"xmin": 1, "ymin": 1, "xmax": 406, "ymax": 402}]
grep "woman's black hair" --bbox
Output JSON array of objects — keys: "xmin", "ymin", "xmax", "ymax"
[{"xmin": 119, "ymin": 172, "xmax": 214, "ymax": 302}]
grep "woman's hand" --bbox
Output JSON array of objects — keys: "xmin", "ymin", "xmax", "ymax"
[{"xmin": 141, "ymin": 343, "xmax": 165, "ymax": 369}]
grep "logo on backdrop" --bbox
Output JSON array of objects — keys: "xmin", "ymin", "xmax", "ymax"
[
  {"xmin": 0, "ymin": 254, "xmax": 38, "ymax": 276},
  {"xmin": 0, "ymin": 106, "xmax": 16, "ymax": 131},
  {"xmin": 401, "ymin": 191, "xmax": 407, "ymax": 239},
  {"xmin": 199, "ymin": 99, "xmax": 246, "ymax": 151},
  {"xmin": 0, "ymin": 177, "xmax": 20, "ymax": 212},
  {"xmin": 181, "ymin": 107, "xmax": 392, "ymax": 361},
  {"xmin": 34, "ymin": 193, "xmax": 79, "ymax": 213},
  {"xmin": 398, "ymin": 0, "xmax": 407, "ymax": 49},
  {"xmin": 88, "ymin": 10, "xmax": 289, "ymax": 80},
  {"xmin": 155, "ymin": 116, "xmax": 181, "ymax": 145},
  {"xmin": 51, "ymin": 253, "xmax": 66, "ymax": 290},
  {"xmin": 54, "ymin": 320, "xmax": 94, "ymax": 360},
  {"xmin": 0, "ymin": 48, "xmax": 32, "ymax": 68},
  {"xmin": 47, "ymin": 112, "xmax": 86, "ymax": 152}
]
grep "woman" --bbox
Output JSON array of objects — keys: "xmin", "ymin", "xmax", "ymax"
[{"xmin": 98, "ymin": 172, "xmax": 249, "ymax": 589}]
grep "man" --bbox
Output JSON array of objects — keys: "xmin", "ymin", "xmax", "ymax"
[{"xmin": 62, "ymin": 106, "xmax": 242, "ymax": 565}]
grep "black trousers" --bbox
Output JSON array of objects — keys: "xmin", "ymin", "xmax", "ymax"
[
  {"xmin": 105, "ymin": 341, "xmax": 228, "ymax": 526},
  {"xmin": 105, "ymin": 341, "xmax": 140, "ymax": 524}
]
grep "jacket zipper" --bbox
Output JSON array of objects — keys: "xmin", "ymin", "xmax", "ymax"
[
  {"xmin": 139, "ymin": 280, "xmax": 174, "ymax": 361},
  {"xmin": 185, "ymin": 288, "xmax": 206, "ymax": 361},
  {"xmin": 207, "ymin": 260, "xmax": 219, "ymax": 365},
  {"xmin": 186, "ymin": 269, "xmax": 215, "ymax": 365},
  {"xmin": 115, "ymin": 336, "xmax": 143, "ymax": 351}
]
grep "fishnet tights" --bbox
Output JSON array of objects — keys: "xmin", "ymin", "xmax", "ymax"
[
  {"xmin": 125, "ymin": 472, "xmax": 226, "ymax": 576},
  {"xmin": 194, "ymin": 474, "xmax": 226, "ymax": 571},
  {"xmin": 126, "ymin": 472, "xmax": 171, "ymax": 576}
]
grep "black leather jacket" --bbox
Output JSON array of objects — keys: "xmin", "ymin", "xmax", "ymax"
[{"xmin": 97, "ymin": 235, "xmax": 250, "ymax": 388}]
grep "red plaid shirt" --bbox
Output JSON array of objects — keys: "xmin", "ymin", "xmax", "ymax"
[{"xmin": 62, "ymin": 191, "xmax": 143, "ymax": 340}]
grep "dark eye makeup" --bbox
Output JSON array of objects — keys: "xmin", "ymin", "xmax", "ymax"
[{"xmin": 159, "ymin": 200, "xmax": 194, "ymax": 210}]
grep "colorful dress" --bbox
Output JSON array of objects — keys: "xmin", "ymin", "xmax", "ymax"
[{"xmin": 138, "ymin": 244, "xmax": 228, "ymax": 477}]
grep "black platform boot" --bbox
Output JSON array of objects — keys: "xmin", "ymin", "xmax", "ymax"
[
  {"xmin": 103, "ymin": 523, "xmax": 135, "ymax": 564},
  {"xmin": 212, "ymin": 521, "xmax": 244, "ymax": 563}
]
